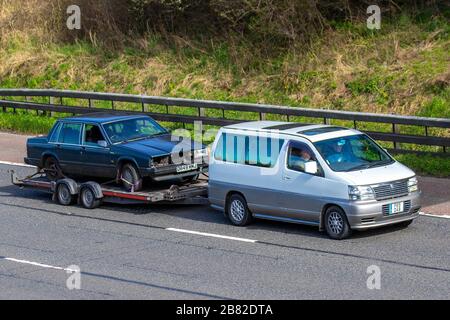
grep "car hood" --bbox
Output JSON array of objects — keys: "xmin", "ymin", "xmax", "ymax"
[
  {"xmin": 117, "ymin": 134, "xmax": 203, "ymax": 156},
  {"xmin": 337, "ymin": 161, "xmax": 415, "ymax": 185}
]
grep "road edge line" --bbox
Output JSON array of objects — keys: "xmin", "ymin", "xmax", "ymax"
[{"xmin": 0, "ymin": 160, "xmax": 35, "ymax": 168}]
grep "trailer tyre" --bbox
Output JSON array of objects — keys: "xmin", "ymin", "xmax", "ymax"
[
  {"xmin": 56, "ymin": 183, "xmax": 75, "ymax": 206},
  {"xmin": 227, "ymin": 194, "xmax": 253, "ymax": 226},
  {"xmin": 80, "ymin": 186, "xmax": 102, "ymax": 209}
]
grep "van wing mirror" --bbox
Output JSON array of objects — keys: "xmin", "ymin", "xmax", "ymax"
[
  {"xmin": 304, "ymin": 161, "xmax": 318, "ymax": 175},
  {"xmin": 98, "ymin": 140, "xmax": 108, "ymax": 148}
]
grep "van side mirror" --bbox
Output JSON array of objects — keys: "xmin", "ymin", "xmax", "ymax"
[
  {"xmin": 304, "ymin": 161, "xmax": 318, "ymax": 175},
  {"xmin": 98, "ymin": 140, "xmax": 108, "ymax": 148}
]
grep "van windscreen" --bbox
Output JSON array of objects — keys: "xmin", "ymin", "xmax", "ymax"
[{"xmin": 314, "ymin": 134, "xmax": 393, "ymax": 172}]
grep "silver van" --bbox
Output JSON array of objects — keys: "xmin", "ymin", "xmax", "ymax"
[{"xmin": 208, "ymin": 121, "xmax": 421, "ymax": 239}]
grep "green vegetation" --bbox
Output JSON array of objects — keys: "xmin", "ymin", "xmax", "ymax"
[
  {"xmin": 0, "ymin": 1, "xmax": 448, "ymax": 176},
  {"xmin": 394, "ymin": 153, "xmax": 450, "ymax": 178},
  {"xmin": 0, "ymin": 110, "xmax": 55, "ymax": 134}
]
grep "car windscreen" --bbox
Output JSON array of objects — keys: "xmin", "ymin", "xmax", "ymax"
[
  {"xmin": 102, "ymin": 118, "xmax": 168, "ymax": 144},
  {"xmin": 314, "ymin": 134, "xmax": 393, "ymax": 172}
]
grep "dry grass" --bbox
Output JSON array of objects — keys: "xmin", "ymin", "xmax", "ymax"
[{"xmin": 0, "ymin": 1, "xmax": 448, "ymax": 120}]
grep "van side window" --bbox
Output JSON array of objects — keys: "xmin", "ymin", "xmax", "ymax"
[
  {"xmin": 287, "ymin": 142, "xmax": 322, "ymax": 175},
  {"xmin": 214, "ymin": 132, "xmax": 284, "ymax": 167}
]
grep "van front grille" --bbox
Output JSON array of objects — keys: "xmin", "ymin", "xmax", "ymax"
[{"xmin": 372, "ymin": 180, "xmax": 409, "ymax": 200}]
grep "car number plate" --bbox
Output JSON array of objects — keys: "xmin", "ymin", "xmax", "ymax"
[
  {"xmin": 176, "ymin": 163, "xmax": 198, "ymax": 173},
  {"xmin": 389, "ymin": 201, "xmax": 404, "ymax": 214}
]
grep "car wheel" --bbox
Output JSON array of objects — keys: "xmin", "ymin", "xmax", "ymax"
[
  {"xmin": 80, "ymin": 186, "xmax": 102, "ymax": 209},
  {"xmin": 227, "ymin": 194, "xmax": 253, "ymax": 226},
  {"xmin": 182, "ymin": 174, "xmax": 199, "ymax": 183},
  {"xmin": 324, "ymin": 206, "xmax": 352, "ymax": 240},
  {"xmin": 56, "ymin": 183, "xmax": 75, "ymax": 206},
  {"xmin": 121, "ymin": 163, "xmax": 142, "ymax": 192},
  {"xmin": 44, "ymin": 157, "xmax": 63, "ymax": 180}
]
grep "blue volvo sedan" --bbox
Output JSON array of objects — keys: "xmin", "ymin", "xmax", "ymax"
[{"xmin": 25, "ymin": 113, "xmax": 209, "ymax": 191}]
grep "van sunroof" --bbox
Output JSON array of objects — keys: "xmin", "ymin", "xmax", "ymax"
[
  {"xmin": 298, "ymin": 126, "xmax": 347, "ymax": 136},
  {"xmin": 263, "ymin": 123, "xmax": 310, "ymax": 130}
]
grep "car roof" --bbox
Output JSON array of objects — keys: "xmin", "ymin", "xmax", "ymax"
[
  {"xmin": 223, "ymin": 121, "xmax": 360, "ymax": 142},
  {"xmin": 61, "ymin": 112, "xmax": 148, "ymax": 124}
]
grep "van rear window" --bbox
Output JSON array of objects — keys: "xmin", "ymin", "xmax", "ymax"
[{"xmin": 214, "ymin": 133, "xmax": 284, "ymax": 167}]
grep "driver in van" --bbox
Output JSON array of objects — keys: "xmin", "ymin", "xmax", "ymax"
[{"xmin": 289, "ymin": 147, "xmax": 312, "ymax": 171}]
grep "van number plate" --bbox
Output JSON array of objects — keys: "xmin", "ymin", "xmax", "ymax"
[
  {"xmin": 176, "ymin": 163, "xmax": 198, "ymax": 173},
  {"xmin": 389, "ymin": 201, "xmax": 404, "ymax": 214}
]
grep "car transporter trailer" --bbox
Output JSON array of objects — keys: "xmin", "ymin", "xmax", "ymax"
[{"xmin": 10, "ymin": 169, "xmax": 209, "ymax": 209}]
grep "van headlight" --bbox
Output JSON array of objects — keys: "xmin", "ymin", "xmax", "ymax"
[
  {"xmin": 407, "ymin": 177, "xmax": 418, "ymax": 193},
  {"xmin": 348, "ymin": 185, "xmax": 375, "ymax": 201}
]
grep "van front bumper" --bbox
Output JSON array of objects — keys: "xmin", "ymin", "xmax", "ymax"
[{"xmin": 341, "ymin": 191, "xmax": 421, "ymax": 231}]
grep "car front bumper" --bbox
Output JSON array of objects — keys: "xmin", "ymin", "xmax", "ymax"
[
  {"xmin": 140, "ymin": 163, "xmax": 209, "ymax": 181},
  {"xmin": 340, "ymin": 191, "xmax": 421, "ymax": 231}
]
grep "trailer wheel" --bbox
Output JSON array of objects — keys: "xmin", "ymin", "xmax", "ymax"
[
  {"xmin": 80, "ymin": 186, "xmax": 102, "ymax": 209},
  {"xmin": 56, "ymin": 183, "xmax": 75, "ymax": 206}
]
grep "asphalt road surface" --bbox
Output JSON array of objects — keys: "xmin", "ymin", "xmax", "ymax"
[{"xmin": 0, "ymin": 164, "xmax": 449, "ymax": 300}]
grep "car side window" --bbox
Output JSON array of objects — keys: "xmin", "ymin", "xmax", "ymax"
[
  {"xmin": 83, "ymin": 124, "xmax": 106, "ymax": 146},
  {"xmin": 287, "ymin": 142, "xmax": 323, "ymax": 176},
  {"xmin": 49, "ymin": 122, "xmax": 62, "ymax": 143},
  {"xmin": 57, "ymin": 123, "xmax": 82, "ymax": 145}
]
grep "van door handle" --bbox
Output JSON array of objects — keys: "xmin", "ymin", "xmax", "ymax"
[{"xmin": 283, "ymin": 175, "xmax": 292, "ymax": 180}]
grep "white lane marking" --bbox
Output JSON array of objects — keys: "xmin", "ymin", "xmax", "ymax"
[
  {"xmin": 419, "ymin": 212, "xmax": 450, "ymax": 219},
  {"xmin": 0, "ymin": 161, "xmax": 34, "ymax": 168},
  {"xmin": 166, "ymin": 227, "xmax": 257, "ymax": 243},
  {"xmin": 2, "ymin": 257, "xmax": 77, "ymax": 272}
]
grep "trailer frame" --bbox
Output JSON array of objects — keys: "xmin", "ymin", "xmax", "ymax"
[{"xmin": 10, "ymin": 169, "xmax": 209, "ymax": 208}]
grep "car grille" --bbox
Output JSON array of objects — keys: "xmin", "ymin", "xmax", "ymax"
[
  {"xmin": 382, "ymin": 200, "xmax": 411, "ymax": 216},
  {"xmin": 372, "ymin": 179, "xmax": 409, "ymax": 200},
  {"xmin": 152, "ymin": 151, "xmax": 194, "ymax": 167}
]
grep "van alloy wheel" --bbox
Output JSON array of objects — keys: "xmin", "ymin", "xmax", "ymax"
[
  {"xmin": 324, "ymin": 206, "xmax": 352, "ymax": 240},
  {"xmin": 230, "ymin": 199, "xmax": 245, "ymax": 222},
  {"xmin": 227, "ymin": 194, "xmax": 253, "ymax": 226},
  {"xmin": 328, "ymin": 211, "xmax": 344, "ymax": 234}
]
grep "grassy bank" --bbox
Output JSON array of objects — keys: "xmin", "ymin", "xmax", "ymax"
[
  {"xmin": 0, "ymin": 3, "xmax": 448, "ymax": 177},
  {"xmin": 1, "ymin": 10, "xmax": 449, "ymax": 116}
]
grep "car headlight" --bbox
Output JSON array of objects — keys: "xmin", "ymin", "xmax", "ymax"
[
  {"xmin": 348, "ymin": 185, "xmax": 375, "ymax": 201},
  {"xmin": 194, "ymin": 148, "xmax": 208, "ymax": 158},
  {"xmin": 407, "ymin": 176, "xmax": 418, "ymax": 193},
  {"xmin": 149, "ymin": 158, "xmax": 154, "ymax": 167}
]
